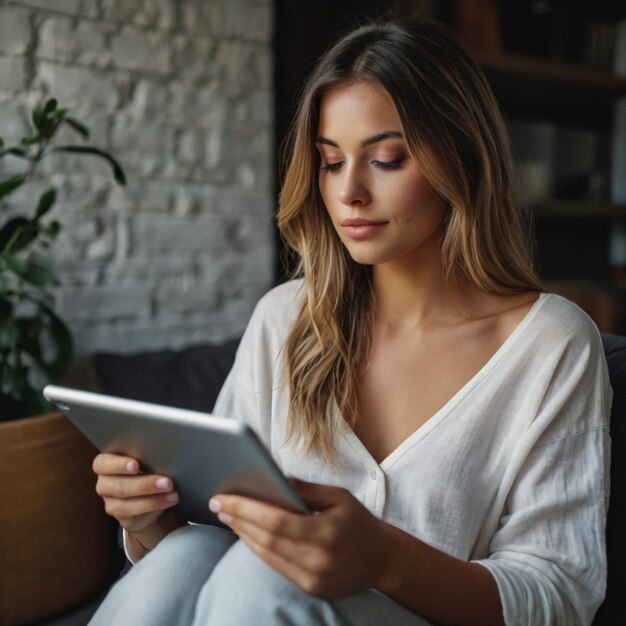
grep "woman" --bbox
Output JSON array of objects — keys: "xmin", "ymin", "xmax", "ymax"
[{"xmin": 90, "ymin": 18, "xmax": 610, "ymax": 626}]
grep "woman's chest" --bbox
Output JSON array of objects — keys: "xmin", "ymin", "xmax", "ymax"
[{"xmin": 354, "ymin": 329, "xmax": 504, "ymax": 463}]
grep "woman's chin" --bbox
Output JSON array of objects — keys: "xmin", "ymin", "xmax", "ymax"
[
  {"xmin": 346, "ymin": 248, "xmax": 385, "ymax": 266},
  {"xmin": 340, "ymin": 236, "xmax": 399, "ymax": 266}
]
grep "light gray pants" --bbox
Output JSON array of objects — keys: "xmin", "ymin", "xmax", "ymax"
[{"xmin": 88, "ymin": 524, "xmax": 432, "ymax": 626}]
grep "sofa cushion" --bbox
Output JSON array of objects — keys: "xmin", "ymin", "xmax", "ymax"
[
  {"xmin": 92, "ymin": 339, "xmax": 239, "ymax": 413},
  {"xmin": 595, "ymin": 334, "xmax": 626, "ymax": 624}
]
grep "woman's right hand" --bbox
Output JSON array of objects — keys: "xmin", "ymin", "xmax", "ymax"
[{"xmin": 93, "ymin": 452, "xmax": 181, "ymax": 536}]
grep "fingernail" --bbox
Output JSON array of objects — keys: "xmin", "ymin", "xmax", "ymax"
[
  {"xmin": 165, "ymin": 492, "xmax": 179, "ymax": 503},
  {"xmin": 218, "ymin": 512, "xmax": 233, "ymax": 525},
  {"xmin": 155, "ymin": 477, "xmax": 171, "ymax": 490},
  {"xmin": 209, "ymin": 498, "xmax": 221, "ymax": 513},
  {"xmin": 126, "ymin": 461, "xmax": 137, "ymax": 473}
]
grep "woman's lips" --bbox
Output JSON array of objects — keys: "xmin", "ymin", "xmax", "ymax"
[{"xmin": 340, "ymin": 219, "xmax": 388, "ymax": 239}]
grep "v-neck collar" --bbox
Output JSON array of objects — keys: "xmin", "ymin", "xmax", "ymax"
[{"xmin": 332, "ymin": 292, "xmax": 550, "ymax": 472}]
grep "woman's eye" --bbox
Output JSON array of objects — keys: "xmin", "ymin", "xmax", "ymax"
[
  {"xmin": 372, "ymin": 157, "xmax": 405, "ymax": 170},
  {"xmin": 320, "ymin": 161, "xmax": 343, "ymax": 172}
]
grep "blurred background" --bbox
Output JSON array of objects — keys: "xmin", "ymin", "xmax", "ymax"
[{"xmin": 1, "ymin": 0, "xmax": 626, "ymax": 382}]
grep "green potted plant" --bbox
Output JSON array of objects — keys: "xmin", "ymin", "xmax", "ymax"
[
  {"xmin": 0, "ymin": 99, "xmax": 126, "ymax": 625},
  {"xmin": 1, "ymin": 98, "xmax": 126, "ymax": 419}
]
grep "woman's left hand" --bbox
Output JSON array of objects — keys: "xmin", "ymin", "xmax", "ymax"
[{"xmin": 208, "ymin": 479, "xmax": 392, "ymax": 598}]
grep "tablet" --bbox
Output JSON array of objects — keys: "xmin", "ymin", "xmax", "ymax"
[{"xmin": 43, "ymin": 385, "xmax": 309, "ymax": 525}]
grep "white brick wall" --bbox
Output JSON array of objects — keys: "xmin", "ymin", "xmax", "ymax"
[{"xmin": 0, "ymin": 0, "xmax": 276, "ymax": 363}]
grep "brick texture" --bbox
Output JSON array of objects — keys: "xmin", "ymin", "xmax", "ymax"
[{"xmin": 0, "ymin": 0, "xmax": 276, "ymax": 362}]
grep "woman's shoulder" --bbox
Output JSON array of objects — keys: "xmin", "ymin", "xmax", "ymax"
[
  {"xmin": 527, "ymin": 291, "xmax": 604, "ymax": 354},
  {"xmin": 534, "ymin": 292, "xmax": 599, "ymax": 333},
  {"xmin": 255, "ymin": 279, "xmax": 305, "ymax": 316},
  {"xmin": 247, "ymin": 278, "xmax": 306, "ymax": 333},
  {"xmin": 257, "ymin": 278, "xmax": 306, "ymax": 308}
]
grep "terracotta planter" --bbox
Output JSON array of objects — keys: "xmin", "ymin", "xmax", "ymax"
[{"xmin": 0, "ymin": 411, "xmax": 119, "ymax": 625}]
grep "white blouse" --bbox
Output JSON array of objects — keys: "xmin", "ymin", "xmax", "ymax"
[{"xmin": 212, "ymin": 280, "xmax": 611, "ymax": 626}]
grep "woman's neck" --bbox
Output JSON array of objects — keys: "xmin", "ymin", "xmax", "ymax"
[{"xmin": 371, "ymin": 258, "xmax": 481, "ymax": 331}]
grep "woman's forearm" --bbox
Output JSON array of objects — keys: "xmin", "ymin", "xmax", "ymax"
[{"xmin": 374, "ymin": 521, "xmax": 504, "ymax": 626}]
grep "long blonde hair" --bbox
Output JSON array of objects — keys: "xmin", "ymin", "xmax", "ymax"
[{"xmin": 278, "ymin": 18, "xmax": 542, "ymax": 461}]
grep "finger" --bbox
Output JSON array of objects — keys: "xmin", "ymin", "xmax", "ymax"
[
  {"xmin": 92, "ymin": 453, "xmax": 141, "ymax": 476},
  {"xmin": 97, "ymin": 474, "xmax": 176, "ymax": 499},
  {"xmin": 241, "ymin": 534, "xmax": 330, "ymax": 598},
  {"xmin": 210, "ymin": 495, "xmax": 312, "ymax": 540},
  {"xmin": 104, "ymin": 492, "xmax": 179, "ymax": 521},
  {"xmin": 227, "ymin": 515, "xmax": 321, "ymax": 571},
  {"xmin": 241, "ymin": 533, "xmax": 302, "ymax": 581},
  {"xmin": 231, "ymin": 521, "xmax": 332, "ymax": 575}
]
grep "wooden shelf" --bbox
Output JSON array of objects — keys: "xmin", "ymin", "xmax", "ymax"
[
  {"xmin": 472, "ymin": 50, "xmax": 626, "ymax": 131},
  {"xmin": 531, "ymin": 199, "xmax": 626, "ymax": 219},
  {"xmin": 556, "ymin": 0, "xmax": 626, "ymax": 21}
]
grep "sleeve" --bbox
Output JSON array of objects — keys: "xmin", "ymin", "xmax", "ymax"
[
  {"xmin": 474, "ymin": 324, "xmax": 612, "ymax": 626},
  {"xmin": 212, "ymin": 319, "xmax": 263, "ymax": 431},
  {"xmin": 212, "ymin": 290, "xmax": 286, "ymax": 448}
]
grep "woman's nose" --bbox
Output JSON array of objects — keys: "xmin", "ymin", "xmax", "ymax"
[{"xmin": 338, "ymin": 167, "xmax": 371, "ymax": 207}]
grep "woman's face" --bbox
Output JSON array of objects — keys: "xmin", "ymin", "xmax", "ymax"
[{"xmin": 316, "ymin": 81, "xmax": 448, "ymax": 269}]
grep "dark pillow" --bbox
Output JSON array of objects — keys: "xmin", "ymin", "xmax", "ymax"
[
  {"xmin": 595, "ymin": 334, "xmax": 626, "ymax": 625},
  {"xmin": 92, "ymin": 339, "xmax": 239, "ymax": 413}
]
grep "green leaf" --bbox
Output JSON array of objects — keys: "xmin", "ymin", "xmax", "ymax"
[
  {"xmin": 0, "ymin": 147, "xmax": 29, "ymax": 159},
  {"xmin": 0, "ymin": 217, "xmax": 29, "ymax": 252},
  {"xmin": 51, "ymin": 145, "xmax": 127, "ymax": 185},
  {"xmin": 32, "ymin": 107, "xmax": 45, "ymax": 131},
  {"xmin": 34, "ymin": 188, "xmax": 56, "ymax": 219},
  {"xmin": 0, "ymin": 321, "xmax": 19, "ymax": 349},
  {"xmin": 1, "ymin": 252, "xmax": 57, "ymax": 287},
  {"xmin": 24, "ymin": 252, "xmax": 58, "ymax": 287},
  {"xmin": 44, "ymin": 220, "xmax": 61, "ymax": 237},
  {"xmin": 63, "ymin": 116, "xmax": 90, "ymax": 139},
  {"xmin": 10, "ymin": 301, "xmax": 73, "ymax": 382},
  {"xmin": 2, "ymin": 218, "xmax": 39, "ymax": 254},
  {"xmin": 17, "ymin": 325, "xmax": 45, "ymax": 368},
  {"xmin": 0, "ymin": 175, "xmax": 25, "ymax": 198},
  {"xmin": 1, "ymin": 252, "xmax": 28, "ymax": 279},
  {"xmin": 44, "ymin": 98, "xmax": 58, "ymax": 114},
  {"xmin": 0, "ymin": 364, "xmax": 13, "ymax": 395},
  {"xmin": 21, "ymin": 136, "xmax": 39, "ymax": 147},
  {"xmin": 0, "ymin": 298, "xmax": 12, "ymax": 325},
  {"xmin": 0, "ymin": 218, "xmax": 38, "ymax": 254},
  {"xmin": 39, "ymin": 302, "xmax": 73, "ymax": 379},
  {"xmin": 40, "ymin": 119, "xmax": 61, "ymax": 141}
]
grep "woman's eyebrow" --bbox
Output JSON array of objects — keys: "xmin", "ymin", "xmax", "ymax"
[
  {"xmin": 316, "ymin": 130, "xmax": 403, "ymax": 149},
  {"xmin": 361, "ymin": 131, "xmax": 403, "ymax": 147}
]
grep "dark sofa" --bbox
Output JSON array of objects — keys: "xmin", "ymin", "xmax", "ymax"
[
  {"xmin": 90, "ymin": 333, "xmax": 626, "ymax": 626},
  {"xmin": 595, "ymin": 334, "xmax": 626, "ymax": 626}
]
